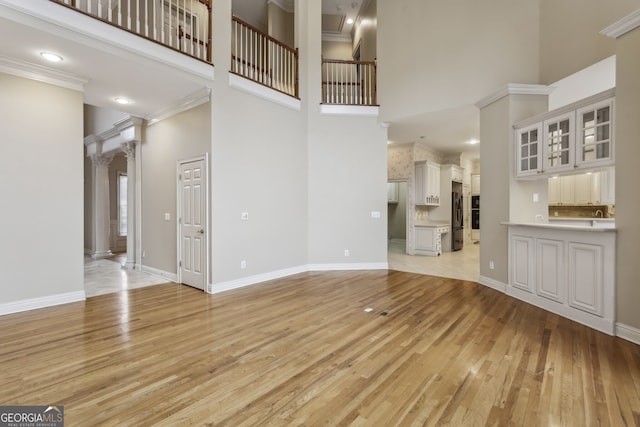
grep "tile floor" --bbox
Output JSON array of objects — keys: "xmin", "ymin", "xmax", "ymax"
[
  {"xmin": 85, "ymin": 242, "xmax": 480, "ymax": 297},
  {"xmin": 387, "ymin": 239, "xmax": 480, "ymax": 282},
  {"xmin": 84, "ymin": 254, "xmax": 171, "ymax": 298}
]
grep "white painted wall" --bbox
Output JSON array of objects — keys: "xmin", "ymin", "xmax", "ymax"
[
  {"xmin": 377, "ymin": 0, "xmax": 540, "ymax": 122},
  {"xmin": 142, "ymin": 102, "xmax": 211, "ymax": 275},
  {"xmin": 0, "ymin": 73, "xmax": 84, "ymax": 304}
]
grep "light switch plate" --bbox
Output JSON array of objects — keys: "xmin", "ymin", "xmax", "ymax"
[
  {"xmin": 371, "ymin": 211, "xmax": 381, "ymax": 219},
  {"xmin": 241, "ymin": 212, "xmax": 249, "ymax": 221},
  {"xmin": 164, "ymin": 213, "xmax": 171, "ymax": 221}
]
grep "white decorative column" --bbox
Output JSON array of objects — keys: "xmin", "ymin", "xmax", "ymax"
[
  {"xmin": 90, "ymin": 152, "xmax": 114, "ymax": 259},
  {"xmin": 121, "ymin": 141, "xmax": 137, "ymax": 269}
]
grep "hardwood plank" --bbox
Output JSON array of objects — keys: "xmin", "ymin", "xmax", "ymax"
[{"xmin": 0, "ymin": 270, "xmax": 639, "ymax": 426}]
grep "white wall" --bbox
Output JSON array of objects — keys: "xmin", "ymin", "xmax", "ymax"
[
  {"xmin": 377, "ymin": 0, "xmax": 540, "ymax": 122},
  {"xmin": 142, "ymin": 102, "xmax": 211, "ymax": 275},
  {"xmin": 0, "ymin": 73, "xmax": 84, "ymax": 305},
  {"xmin": 209, "ymin": 0, "xmax": 309, "ymax": 284}
]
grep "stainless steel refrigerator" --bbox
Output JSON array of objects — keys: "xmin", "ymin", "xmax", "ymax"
[{"xmin": 452, "ymin": 191, "xmax": 464, "ymax": 251}]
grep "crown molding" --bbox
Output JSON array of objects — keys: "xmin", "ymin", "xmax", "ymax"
[
  {"xmin": 475, "ymin": 84, "xmax": 553, "ymax": 109},
  {"xmin": 146, "ymin": 87, "xmax": 211, "ymax": 126},
  {"xmin": 601, "ymin": 9, "xmax": 640, "ymax": 39},
  {"xmin": 0, "ymin": 55, "xmax": 88, "ymax": 91}
]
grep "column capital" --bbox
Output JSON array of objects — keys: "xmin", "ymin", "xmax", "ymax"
[
  {"xmin": 121, "ymin": 141, "xmax": 137, "ymax": 159},
  {"xmin": 90, "ymin": 152, "xmax": 114, "ymax": 167}
]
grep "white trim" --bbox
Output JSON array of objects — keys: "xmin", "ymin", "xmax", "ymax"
[
  {"xmin": 0, "ymin": 55, "xmax": 88, "ymax": 91},
  {"xmin": 147, "ymin": 88, "xmax": 211, "ymax": 126},
  {"xmin": 229, "ymin": 73, "xmax": 301, "ymax": 111},
  {"xmin": 322, "ymin": 33, "xmax": 353, "ymax": 43},
  {"xmin": 0, "ymin": 291, "xmax": 85, "ymax": 316},
  {"xmin": 211, "ymin": 265, "xmax": 309, "ymax": 294},
  {"xmin": 210, "ymin": 263, "xmax": 388, "ymax": 294},
  {"xmin": 140, "ymin": 265, "xmax": 178, "ymax": 283},
  {"xmin": 616, "ymin": 323, "xmax": 640, "ymax": 345},
  {"xmin": 478, "ymin": 275, "xmax": 507, "ymax": 293},
  {"xmin": 601, "ymin": 9, "xmax": 640, "ymax": 39},
  {"xmin": 320, "ymin": 104, "xmax": 379, "ymax": 117},
  {"xmin": 506, "ymin": 285, "xmax": 615, "ymax": 335},
  {"xmin": 308, "ymin": 263, "xmax": 388, "ymax": 271},
  {"xmin": 475, "ymin": 84, "xmax": 553, "ymax": 110}
]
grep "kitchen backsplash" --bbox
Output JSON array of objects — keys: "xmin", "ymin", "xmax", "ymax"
[{"xmin": 548, "ymin": 205, "xmax": 615, "ymax": 218}]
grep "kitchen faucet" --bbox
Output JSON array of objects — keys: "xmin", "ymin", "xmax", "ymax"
[{"xmin": 594, "ymin": 209, "xmax": 604, "ymax": 218}]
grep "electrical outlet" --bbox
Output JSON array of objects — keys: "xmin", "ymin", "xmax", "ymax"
[
  {"xmin": 241, "ymin": 212, "xmax": 249, "ymax": 221},
  {"xmin": 344, "ymin": 249, "xmax": 350, "ymax": 257},
  {"xmin": 240, "ymin": 260, "xmax": 247, "ymax": 269},
  {"xmin": 142, "ymin": 250, "xmax": 145, "ymax": 258},
  {"xmin": 489, "ymin": 260, "xmax": 495, "ymax": 270}
]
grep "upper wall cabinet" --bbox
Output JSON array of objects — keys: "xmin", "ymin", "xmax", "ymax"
[
  {"xmin": 415, "ymin": 161, "xmax": 441, "ymax": 206},
  {"xmin": 515, "ymin": 89, "xmax": 615, "ymax": 179},
  {"xmin": 575, "ymin": 98, "xmax": 614, "ymax": 168}
]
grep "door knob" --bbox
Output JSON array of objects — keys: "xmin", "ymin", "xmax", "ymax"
[{"xmin": 197, "ymin": 229, "xmax": 204, "ymax": 234}]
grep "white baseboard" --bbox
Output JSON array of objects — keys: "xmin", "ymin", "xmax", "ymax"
[
  {"xmin": 140, "ymin": 265, "xmax": 178, "ymax": 283},
  {"xmin": 478, "ymin": 275, "xmax": 507, "ymax": 292},
  {"xmin": 308, "ymin": 262, "xmax": 389, "ymax": 271},
  {"xmin": 0, "ymin": 290, "xmax": 86, "ymax": 316},
  {"xmin": 210, "ymin": 262, "xmax": 389, "ymax": 294},
  {"xmin": 616, "ymin": 322, "xmax": 640, "ymax": 345},
  {"xmin": 210, "ymin": 265, "xmax": 309, "ymax": 294}
]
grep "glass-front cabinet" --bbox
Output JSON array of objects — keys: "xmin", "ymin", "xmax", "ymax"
[
  {"xmin": 514, "ymin": 89, "xmax": 614, "ymax": 179},
  {"xmin": 516, "ymin": 124, "xmax": 542, "ymax": 176},
  {"xmin": 576, "ymin": 99, "xmax": 614, "ymax": 168},
  {"xmin": 543, "ymin": 112, "xmax": 574, "ymax": 173}
]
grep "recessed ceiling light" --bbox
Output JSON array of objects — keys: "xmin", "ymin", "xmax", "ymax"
[
  {"xmin": 40, "ymin": 52, "xmax": 63, "ymax": 63},
  {"xmin": 346, "ymin": 18, "xmax": 354, "ymax": 24},
  {"xmin": 114, "ymin": 97, "xmax": 131, "ymax": 105}
]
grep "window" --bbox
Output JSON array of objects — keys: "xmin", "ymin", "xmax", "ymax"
[{"xmin": 118, "ymin": 172, "xmax": 128, "ymax": 236}]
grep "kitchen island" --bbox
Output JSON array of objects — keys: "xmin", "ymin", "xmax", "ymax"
[{"xmin": 504, "ymin": 222, "xmax": 616, "ymax": 334}]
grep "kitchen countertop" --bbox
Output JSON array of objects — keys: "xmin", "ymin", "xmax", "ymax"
[
  {"xmin": 414, "ymin": 222, "xmax": 450, "ymax": 228},
  {"xmin": 502, "ymin": 221, "xmax": 616, "ymax": 232}
]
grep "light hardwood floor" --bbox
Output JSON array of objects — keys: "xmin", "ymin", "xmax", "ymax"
[{"xmin": 1, "ymin": 270, "xmax": 639, "ymax": 426}]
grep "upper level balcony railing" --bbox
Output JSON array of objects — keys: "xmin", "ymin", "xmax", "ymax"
[
  {"xmin": 50, "ymin": 0, "xmax": 212, "ymax": 64},
  {"xmin": 322, "ymin": 58, "xmax": 377, "ymax": 106},
  {"xmin": 231, "ymin": 16, "xmax": 299, "ymax": 99}
]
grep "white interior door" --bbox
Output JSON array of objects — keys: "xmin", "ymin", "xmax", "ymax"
[{"xmin": 179, "ymin": 158, "xmax": 206, "ymax": 290}]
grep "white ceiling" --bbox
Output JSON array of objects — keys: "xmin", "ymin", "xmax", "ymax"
[
  {"xmin": 387, "ymin": 106, "xmax": 480, "ymax": 159},
  {"xmin": 0, "ymin": 2, "xmax": 211, "ymax": 120},
  {"xmin": 1, "ymin": 0, "xmax": 479, "ymax": 159}
]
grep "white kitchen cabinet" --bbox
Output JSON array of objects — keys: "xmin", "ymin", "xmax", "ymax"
[
  {"xmin": 450, "ymin": 165, "xmax": 463, "ymax": 183},
  {"xmin": 516, "ymin": 124, "xmax": 542, "ymax": 177},
  {"xmin": 507, "ymin": 224, "xmax": 615, "ymax": 335},
  {"xmin": 548, "ymin": 171, "xmax": 611, "ymax": 206},
  {"xmin": 471, "ymin": 174, "xmax": 480, "ymax": 194},
  {"xmin": 559, "ymin": 175, "xmax": 575, "ymax": 205},
  {"xmin": 576, "ymin": 98, "xmax": 614, "ymax": 169},
  {"xmin": 568, "ymin": 242, "xmax": 604, "ymax": 316},
  {"xmin": 536, "ymin": 238, "xmax": 565, "ymax": 303},
  {"xmin": 543, "ymin": 112, "xmax": 575, "ymax": 174},
  {"xmin": 414, "ymin": 224, "xmax": 449, "ymax": 256},
  {"xmin": 599, "ymin": 167, "xmax": 615, "ymax": 205},
  {"xmin": 548, "ymin": 177, "xmax": 560, "ymax": 205},
  {"xmin": 515, "ymin": 89, "xmax": 615, "ymax": 179},
  {"xmin": 415, "ymin": 161, "xmax": 440, "ymax": 206},
  {"xmin": 511, "ymin": 234, "xmax": 535, "ymax": 293},
  {"xmin": 387, "ymin": 182, "xmax": 399, "ymax": 203},
  {"xmin": 573, "ymin": 173, "xmax": 591, "ymax": 205}
]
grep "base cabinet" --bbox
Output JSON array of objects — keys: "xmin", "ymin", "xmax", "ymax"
[
  {"xmin": 507, "ymin": 225, "xmax": 615, "ymax": 335},
  {"xmin": 415, "ymin": 225, "xmax": 449, "ymax": 256}
]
